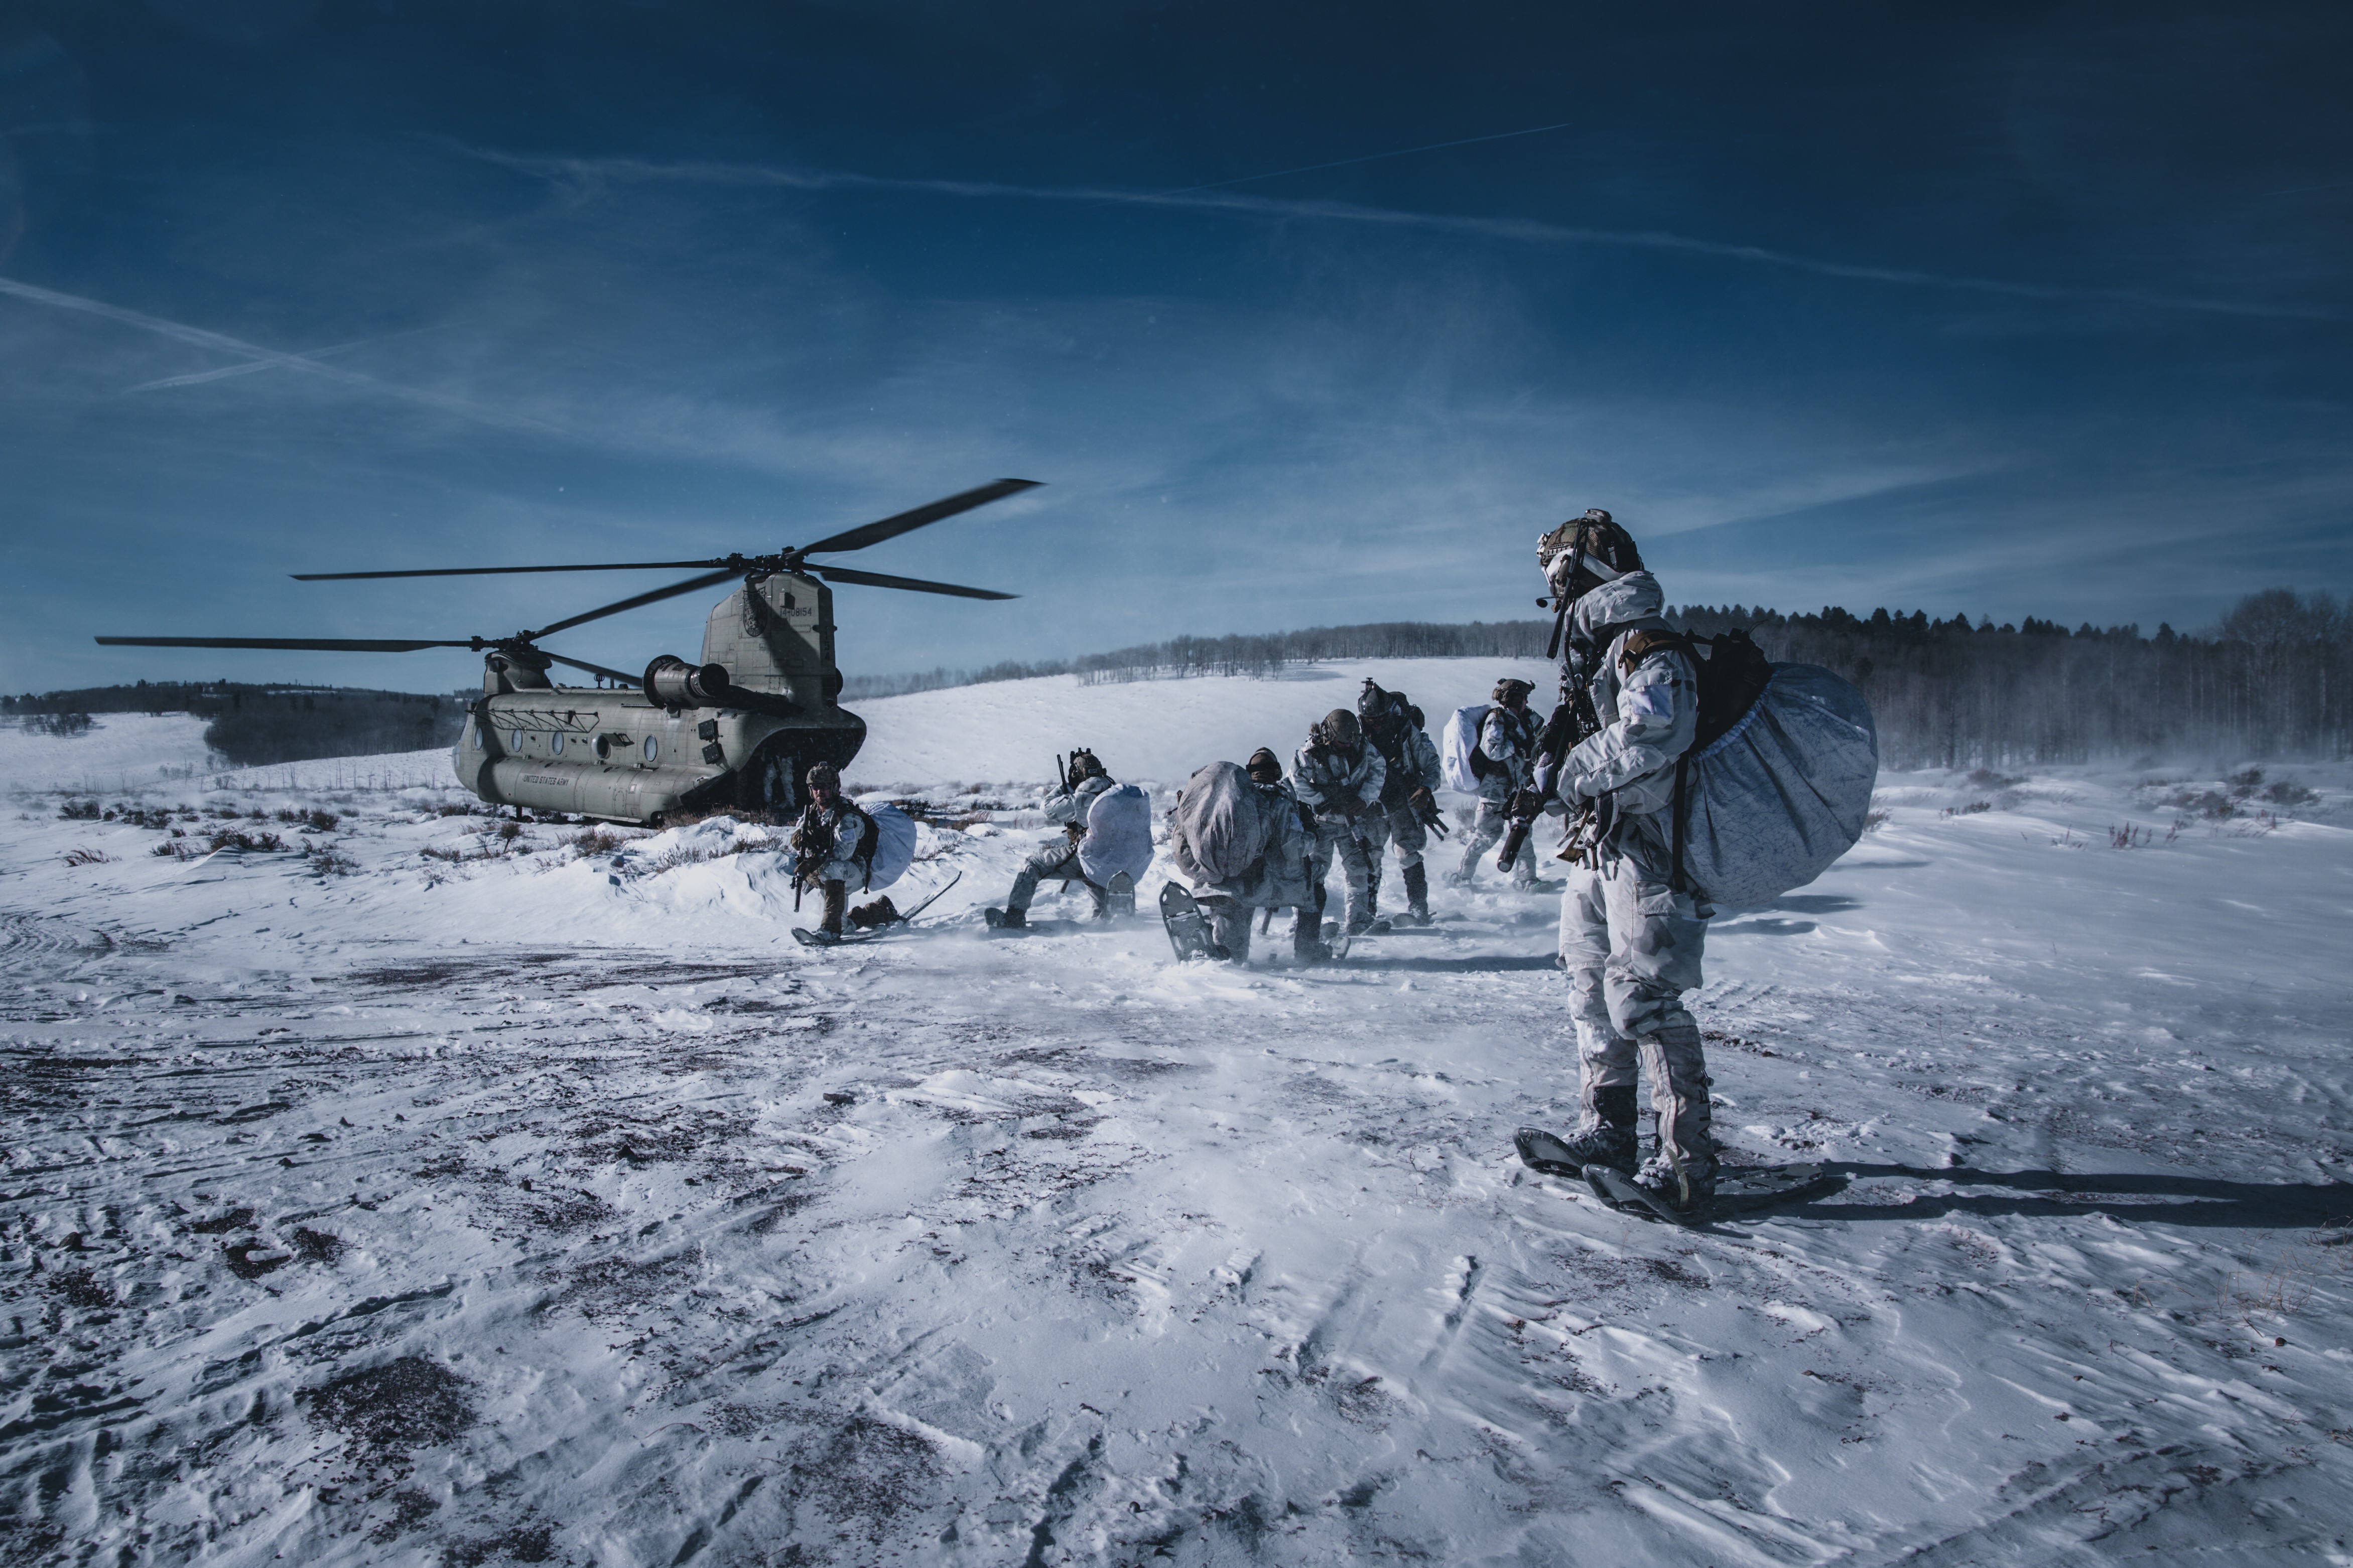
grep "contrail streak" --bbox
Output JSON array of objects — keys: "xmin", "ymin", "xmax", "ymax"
[
  {"xmin": 122, "ymin": 321, "xmax": 460, "ymax": 394},
  {"xmin": 1168, "ymin": 119, "xmax": 1581, "ymax": 193},
  {"xmin": 477, "ymin": 148, "xmax": 2342, "ymax": 324},
  {"xmin": 126, "ymin": 341, "xmax": 365, "ymax": 393},
  {"xmin": 0, "ymin": 275, "xmax": 557, "ymax": 432}
]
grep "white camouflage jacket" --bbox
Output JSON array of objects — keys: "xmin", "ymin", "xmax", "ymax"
[
  {"xmin": 1475, "ymin": 706, "xmax": 1539, "ymax": 803},
  {"xmin": 1044, "ymin": 773, "xmax": 1116, "ymax": 829},
  {"xmin": 1374, "ymin": 725, "xmax": 1443, "ymax": 807},
  {"xmin": 1289, "ymin": 741, "xmax": 1385, "ymax": 820},
  {"xmin": 1557, "ymin": 571, "xmax": 1698, "ymax": 818}
]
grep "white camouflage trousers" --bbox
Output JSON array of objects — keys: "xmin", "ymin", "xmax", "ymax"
[
  {"xmin": 1008, "ymin": 838, "xmax": 1106, "ymax": 916},
  {"xmin": 1456, "ymin": 801, "xmax": 1538, "ymax": 884},
  {"xmin": 1304, "ymin": 818, "xmax": 1377, "ymax": 932},
  {"xmin": 1558, "ymin": 817, "xmax": 1713, "ymax": 1179}
]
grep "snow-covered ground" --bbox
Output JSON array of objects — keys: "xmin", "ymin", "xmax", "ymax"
[{"xmin": 4, "ymin": 664, "xmax": 2350, "ymax": 1565}]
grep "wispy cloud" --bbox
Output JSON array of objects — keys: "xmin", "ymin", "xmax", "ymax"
[
  {"xmin": 468, "ymin": 147, "xmax": 2348, "ymax": 325},
  {"xmin": 0, "ymin": 275, "xmax": 558, "ymax": 433}
]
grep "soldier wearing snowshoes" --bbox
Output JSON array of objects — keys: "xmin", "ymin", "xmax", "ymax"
[
  {"xmin": 1513, "ymin": 510, "xmax": 1719, "ymax": 1216},
  {"xmin": 791, "ymin": 761, "xmax": 877, "ymax": 945},
  {"xmin": 987, "ymin": 748, "xmax": 1116, "ymax": 929},
  {"xmin": 1450, "ymin": 679, "xmax": 1543, "ymax": 889},
  {"xmin": 1216, "ymin": 748, "xmax": 1315, "ymax": 962},
  {"xmin": 1290, "ymin": 708, "xmax": 1386, "ymax": 950},
  {"xmin": 1357, "ymin": 680, "xmax": 1446, "ymax": 926}
]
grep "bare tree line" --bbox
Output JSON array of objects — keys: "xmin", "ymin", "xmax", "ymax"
[{"xmin": 844, "ymin": 588, "xmax": 2351, "ymax": 765}]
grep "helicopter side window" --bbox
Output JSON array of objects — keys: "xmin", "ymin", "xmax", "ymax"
[
  {"xmin": 509, "ymin": 728, "xmax": 525, "ymax": 752},
  {"xmin": 550, "ymin": 732, "xmax": 565, "ymax": 756},
  {"xmin": 642, "ymin": 735, "xmax": 660, "ymax": 763}
]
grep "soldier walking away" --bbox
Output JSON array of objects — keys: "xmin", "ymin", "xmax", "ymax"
[
  {"xmin": 791, "ymin": 762, "xmax": 878, "ymax": 945},
  {"xmin": 1512, "ymin": 509, "xmax": 1718, "ymax": 1215},
  {"xmin": 1450, "ymin": 679, "xmax": 1542, "ymax": 889},
  {"xmin": 1290, "ymin": 708, "xmax": 1385, "ymax": 944},
  {"xmin": 1357, "ymin": 680, "xmax": 1447, "ymax": 926},
  {"xmin": 986, "ymin": 748, "xmax": 1116, "ymax": 929}
]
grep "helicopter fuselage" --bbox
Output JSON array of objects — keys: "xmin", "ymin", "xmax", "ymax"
[{"xmin": 452, "ymin": 568, "xmax": 867, "ymax": 824}]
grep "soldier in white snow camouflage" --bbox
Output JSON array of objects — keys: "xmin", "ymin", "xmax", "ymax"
[
  {"xmin": 1450, "ymin": 679, "xmax": 1542, "ymax": 888},
  {"xmin": 1290, "ymin": 708, "xmax": 1385, "ymax": 949},
  {"xmin": 1356, "ymin": 680, "xmax": 1445, "ymax": 925},
  {"xmin": 1520, "ymin": 510, "xmax": 1719, "ymax": 1213},
  {"xmin": 986, "ymin": 749, "xmax": 1117, "ymax": 928}
]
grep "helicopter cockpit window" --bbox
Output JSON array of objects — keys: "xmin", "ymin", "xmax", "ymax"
[
  {"xmin": 550, "ymin": 732, "xmax": 565, "ymax": 756},
  {"xmin": 509, "ymin": 728, "xmax": 525, "ymax": 751},
  {"xmin": 642, "ymin": 735, "xmax": 660, "ymax": 763}
]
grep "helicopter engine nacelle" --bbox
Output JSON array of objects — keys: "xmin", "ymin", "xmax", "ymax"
[{"xmin": 642, "ymin": 655, "xmax": 731, "ymax": 708}]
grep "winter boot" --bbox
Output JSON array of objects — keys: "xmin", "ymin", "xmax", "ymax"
[
  {"xmin": 848, "ymin": 895, "xmax": 899, "ymax": 930},
  {"xmin": 820, "ymin": 880, "xmax": 848, "ymax": 938},
  {"xmin": 984, "ymin": 906, "xmax": 1027, "ymax": 929},
  {"xmin": 1399, "ymin": 863, "xmax": 1432, "ymax": 926},
  {"xmin": 1292, "ymin": 907, "xmax": 1332, "ymax": 965},
  {"xmin": 1633, "ymin": 1149, "xmax": 1717, "ymax": 1214},
  {"xmin": 1535, "ymin": 1085, "xmax": 1639, "ymax": 1178}
]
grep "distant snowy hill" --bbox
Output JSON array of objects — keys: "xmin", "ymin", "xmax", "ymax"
[
  {"xmin": 850, "ymin": 657, "xmax": 1553, "ymax": 789},
  {"xmin": 0, "ymin": 711, "xmax": 215, "ymax": 793}
]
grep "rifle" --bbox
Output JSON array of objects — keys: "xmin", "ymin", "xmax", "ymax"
[
  {"xmin": 1495, "ymin": 686, "xmax": 1603, "ymax": 873},
  {"xmin": 790, "ymin": 804, "xmax": 836, "ymax": 911}
]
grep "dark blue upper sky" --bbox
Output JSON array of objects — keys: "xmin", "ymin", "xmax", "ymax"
[{"xmin": 3, "ymin": 1, "xmax": 2348, "ymax": 693}]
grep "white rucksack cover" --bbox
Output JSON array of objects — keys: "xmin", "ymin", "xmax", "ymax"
[
  {"xmin": 1439, "ymin": 704, "xmax": 1491, "ymax": 794},
  {"xmin": 863, "ymin": 803, "xmax": 919, "ymax": 892},
  {"xmin": 1677, "ymin": 663, "xmax": 1877, "ymax": 907},
  {"xmin": 1078, "ymin": 783, "xmax": 1154, "ymax": 887},
  {"xmin": 1168, "ymin": 762, "xmax": 1275, "ymax": 887}
]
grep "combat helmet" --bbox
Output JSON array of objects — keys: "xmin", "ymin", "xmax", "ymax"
[
  {"xmin": 1537, "ymin": 508, "xmax": 1644, "ymax": 605},
  {"xmin": 1312, "ymin": 708, "xmax": 1362, "ymax": 752}
]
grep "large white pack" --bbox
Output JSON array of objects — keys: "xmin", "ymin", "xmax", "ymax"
[
  {"xmin": 1078, "ymin": 783, "xmax": 1155, "ymax": 887},
  {"xmin": 1439, "ymin": 704, "xmax": 1491, "ymax": 794},
  {"xmin": 1676, "ymin": 663, "xmax": 1877, "ymax": 907},
  {"xmin": 863, "ymin": 803, "xmax": 919, "ymax": 892},
  {"xmin": 1167, "ymin": 762, "xmax": 1274, "ymax": 887}
]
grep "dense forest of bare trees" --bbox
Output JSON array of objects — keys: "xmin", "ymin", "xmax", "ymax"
[
  {"xmin": 845, "ymin": 588, "xmax": 2350, "ymax": 766},
  {"xmin": 3, "ymin": 683, "xmax": 468, "ymax": 767}
]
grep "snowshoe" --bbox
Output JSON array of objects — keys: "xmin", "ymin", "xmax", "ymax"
[
  {"xmin": 1588, "ymin": 1162, "xmax": 1835, "ymax": 1227},
  {"xmin": 792, "ymin": 872, "xmax": 962, "ymax": 948},
  {"xmin": 1159, "ymin": 883, "xmax": 1216, "ymax": 961},
  {"xmin": 1106, "ymin": 870, "xmax": 1136, "ymax": 919},
  {"xmin": 1514, "ymin": 1123, "xmax": 1636, "ymax": 1181}
]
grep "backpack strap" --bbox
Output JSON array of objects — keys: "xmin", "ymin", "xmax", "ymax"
[
  {"xmin": 846, "ymin": 801, "xmax": 879, "ymax": 892},
  {"xmin": 1618, "ymin": 626, "xmax": 1696, "ymax": 677}
]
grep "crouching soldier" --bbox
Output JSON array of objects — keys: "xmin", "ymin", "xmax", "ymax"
[
  {"xmin": 1291, "ymin": 709, "xmax": 1384, "ymax": 947},
  {"xmin": 791, "ymin": 762, "xmax": 876, "ymax": 944},
  {"xmin": 986, "ymin": 749, "xmax": 1115, "ymax": 929},
  {"xmin": 1450, "ymin": 678, "xmax": 1542, "ymax": 888},
  {"xmin": 1196, "ymin": 747, "xmax": 1315, "ymax": 962},
  {"xmin": 1357, "ymin": 680, "xmax": 1445, "ymax": 926},
  {"xmin": 1515, "ymin": 511, "xmax": 1717, "ymax": 1214}
]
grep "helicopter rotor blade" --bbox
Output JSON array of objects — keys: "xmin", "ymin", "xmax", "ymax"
[
  {"xmin": 809, "ymin": 564, "xmax": 1018, "ymax": 601},
  {"xmin": 94, "ymin": 635, "xmax": 477, "ymax": 652},
  {"xmin": 796, "ymin": 478, "xmax": 1040, "ymax": 558},
  {"xmin": 291, "ymin": 559, "xmax": 733, "ymax": 581},
  {"xmin": 526, "ymin": 567, "xmax": 744, "ymax": 640},
  {"xmin": 539, "ymin": 650, "xmax": 645, "ymax": 685}
]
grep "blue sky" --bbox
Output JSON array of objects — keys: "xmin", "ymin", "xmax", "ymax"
[{"xmin": 2, "ymin": 2, "xmax": 2348, "ymax": 694}]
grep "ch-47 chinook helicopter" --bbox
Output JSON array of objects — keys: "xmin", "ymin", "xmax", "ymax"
[{"xmin": 98, "ymin": 479, "xmax": 1037, "ymax": 824}]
